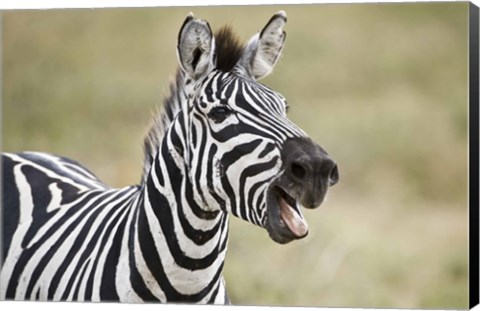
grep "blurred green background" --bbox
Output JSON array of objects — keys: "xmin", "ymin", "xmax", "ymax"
[{"xmin": 1, "ymin": 3, "xmax": 469, "ymax": 309}]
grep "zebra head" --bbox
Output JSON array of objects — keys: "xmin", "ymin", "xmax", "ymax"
[{"xmin": 169, "ymin": 12, "xmax": 338, "ymax": 244}]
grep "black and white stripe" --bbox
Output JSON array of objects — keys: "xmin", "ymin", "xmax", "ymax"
[{"xmin": 1, "ymin": 11, "xmax": 338, "ymax": 304}]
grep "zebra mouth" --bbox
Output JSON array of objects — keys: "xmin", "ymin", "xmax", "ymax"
[{"xmin": 265, "ymin": 185, "xmax": 309, "ymax": 244}]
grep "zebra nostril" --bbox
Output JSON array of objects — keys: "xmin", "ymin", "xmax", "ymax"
[
  {"xmin": 329, "ymin": 163, "xmax": 339, "ymax": 186},
  {"xmin": 290, "ymin": 162, "xmax": 307, "ymax": 180}
]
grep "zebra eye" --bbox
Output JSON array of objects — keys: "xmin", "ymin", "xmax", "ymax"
[{"xmin": 208, "ymin": 106, "xmax": 232, "ymax": 123}]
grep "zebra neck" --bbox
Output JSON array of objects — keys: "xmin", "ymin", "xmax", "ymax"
[{"xmin": 131, "ymin": 133, "xmax": 229, "ymax": 303}]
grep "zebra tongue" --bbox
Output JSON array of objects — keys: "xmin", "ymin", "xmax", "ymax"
[{"xmin": 278, "ymin": 196, "xmax": 308, "ymax": 237}]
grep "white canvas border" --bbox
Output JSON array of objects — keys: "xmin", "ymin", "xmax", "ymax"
[{"xmin": 0, "ymin": 0, "xmax": 476, "ymax": 10}]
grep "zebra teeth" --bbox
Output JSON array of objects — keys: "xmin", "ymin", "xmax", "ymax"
[{"xmin": 275, "ymin": 186, "xmax": 308, "ymax": 238}]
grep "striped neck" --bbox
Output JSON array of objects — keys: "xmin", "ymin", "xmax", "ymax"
[{"xmin": 124, "ymin": 120, "xmax": 230, "ymax": 303}]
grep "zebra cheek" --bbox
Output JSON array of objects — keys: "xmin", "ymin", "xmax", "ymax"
[{"xmin": 213, "ymin": 160, "xmax": 228, "ymax": 196}]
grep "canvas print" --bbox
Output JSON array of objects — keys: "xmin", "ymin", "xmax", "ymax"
[{"xmin": 0, "ymin": 2, "xmax": 471, "ymax": 309}]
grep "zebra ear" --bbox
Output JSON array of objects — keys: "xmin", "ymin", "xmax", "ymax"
[
  {"xmin": 235, "ymin": 11, "xmax": 287, "ymax": 80},
  {"xmin": 177, "ymin": 13, "xmax": 216, "ymax": 80}
]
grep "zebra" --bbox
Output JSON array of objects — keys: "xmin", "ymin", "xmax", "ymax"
[{"xmin": 1, "ymin": 11, "xmax": 339, "ymax": 304}]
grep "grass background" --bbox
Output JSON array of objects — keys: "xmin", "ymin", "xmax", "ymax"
[{"xmin": 2, "ymin": 3, "xmax": 469, "ymax": 308}]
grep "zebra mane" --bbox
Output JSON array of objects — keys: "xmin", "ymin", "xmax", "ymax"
[{"xmin": 141, "ymin": 26, "xmax": 245, "ymax": 182}]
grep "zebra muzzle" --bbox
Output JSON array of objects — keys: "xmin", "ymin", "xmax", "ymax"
[{"xmin": 265, "ymin": 137, "xmax": 338, "ymax": 244}]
